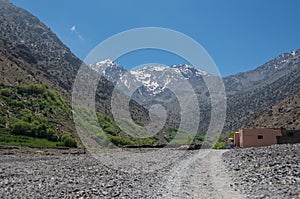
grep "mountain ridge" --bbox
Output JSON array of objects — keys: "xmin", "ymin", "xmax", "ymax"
[{"xmin": 91, "ymin": 48, "xmax": 300, "ymax": 133}]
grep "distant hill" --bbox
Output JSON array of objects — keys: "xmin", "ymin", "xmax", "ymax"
[{"xmin": 247, "ymin": 92, "xmax": 300, "ymax": 130}]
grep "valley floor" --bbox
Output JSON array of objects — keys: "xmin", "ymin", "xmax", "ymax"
[
  {"xmin": 0, "ymin": 148, "xmax": 242, "ymax": 198},
  {"xmin": 0, "ymin": 145, "xmax": 298, "ymax": 198}
]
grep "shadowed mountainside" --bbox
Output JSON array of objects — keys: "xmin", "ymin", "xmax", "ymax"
[{"xmin": 247, "ymin": 92, "xmax": 300, "ymax": 130}]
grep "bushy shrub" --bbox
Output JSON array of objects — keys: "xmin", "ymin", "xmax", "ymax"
[
  {"xmin": 18, "ymin": 84, "xmax": 47, "ymax": 95},
  {"xmin": 61, "ymin": 133, "xmax": 77, "ymax": 147},
  {"xmin": 212, "ymin": 142, "xmax": 226, "ymax": 149},
  {"xmin": 11, "ymin": 119, "xmax": 33, "ymax": 136},
  {"xmin": 228, "ymin": 131, "xmax": 235, "ymax": 138},
  {"xmin": 46, "ymin": 128, "xmax": 59, "ymax": 141},
  {"xmin": 108, "ymin": 135, "xmax": 134, "ymax": 147},
  {"xmin": 10, "ymin": 113, "xmax": 59, "ymax": 142},
  {"xmin": 0, "ymin": 88, "xmax": 13, "ymax": 97},
  {"xmin": 135, "ymin": 137, "xmax": 156, "ymax": 146},
  {"xmin": 0, "ymin": 116, "xmax": 7, "ymax": 128},
  {"xmin": 20, "ymin": 108, "xmax": 34, "ymax": 123},
  {"xmin": 103, "ymin": 126, "xmax": 118, "ymax": 136},
  {"xmin": 36, "ymin": 123, "xmax": 48, "ymax": 138}
]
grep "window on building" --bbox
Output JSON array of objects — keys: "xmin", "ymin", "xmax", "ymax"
[{"xmin": 257, "ymin": 135, "xmax": 263, "ymax": 139}]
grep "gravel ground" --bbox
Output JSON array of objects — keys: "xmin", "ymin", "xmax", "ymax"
[
  {"xmin": 0, "ymin": 148, "xmax": 244, "ymax": 198},
  {"xmin": 0, "ymin": 149, "xmax": 178, "ymax": 198},
  {"xmin": 2, "ymin": 145, "xmax": 297, "ymax": 199},
  {"xmin": 223, "ymin": 144, "xmax": 300, "ymax": 199}
]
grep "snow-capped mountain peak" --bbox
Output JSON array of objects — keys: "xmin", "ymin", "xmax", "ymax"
[
  {"xmin": 171, "ymin": 64, "xmax": 210, "ymax": 78},
  {"xmin": 90, "ymin": 59, "xmax": 126, "ymax": 83},
  {"xmin": 90, "ymin": 60, "xmax": 211, "ymax": 95},
  {"xmin": 94, "ymin": 58, "xmax": 114, "ymax": 66}
]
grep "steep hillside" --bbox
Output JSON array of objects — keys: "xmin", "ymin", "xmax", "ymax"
[
  {"xmin": 0, "ymin": 0, "xmax": 81, "ymax": 97},
  {"xmin": 247, "ymin": 92, "xmax": 300, "ymax": 130},
  {"xmin": 224, "ymin": 49, "xmax": 300, "ymax": 131},
  {"xmin": 0, "ymin": 1, "xmax": 128, "ymax": 113},
  {"xmin": 0, "ymin": 0, "xmax": 84, "ymax": 147},
  {"xmin": 224, "ymin": 49, "xmax": 300, "ymax": 95}
]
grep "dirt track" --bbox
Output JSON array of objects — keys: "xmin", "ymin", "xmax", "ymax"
[{"xmin": 162, "ymin": 149, "xmax": 245, "ymax": 198}]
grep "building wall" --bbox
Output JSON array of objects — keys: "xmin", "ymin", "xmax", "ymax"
[
  {"xmin": 234, "ymin": 132, "xmax": 240, "ymax": 147},
  {"xmin": 239, "ymin": 128, "xmax": 282, "ymax": 148},
  {"xmin": 277, "ymin": 130, "xmax": 300, "ymax": 144}
]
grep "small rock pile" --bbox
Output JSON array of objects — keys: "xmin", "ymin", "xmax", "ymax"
[{"xmin": 223, "ymin": 144, "xmax": 300, "ymax": 199}]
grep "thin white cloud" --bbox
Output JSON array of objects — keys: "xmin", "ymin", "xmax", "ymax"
[
  {"xmin": 70, "ymin": 25, "xmax": 76, "ymax": 32},
  {"xmin": 70, "ymin": 25, "xmax": 84, "ymax": 41},
  {"xmin": 77, "ymin": 33, "xmax": 84, "ymax": 41},
  {"xmin": 70, "ymin": 25, "xmax": 84, "ymax": 40}
]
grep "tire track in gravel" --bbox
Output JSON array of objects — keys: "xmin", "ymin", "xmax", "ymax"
[{"xmin": 161, "ymin": 150, "xmax": 246, "ymax": 199}]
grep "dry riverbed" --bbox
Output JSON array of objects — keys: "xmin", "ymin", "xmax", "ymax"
[{"xmin": 0, "ymin": 145, "xmax": 298, "ymax": 198}]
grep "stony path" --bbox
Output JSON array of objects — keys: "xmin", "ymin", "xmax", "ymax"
[
  {"xmin": 189, "ymin": 150, "xmax": 245, "ymax": 199},
  {"xmin": 162, "ymin": 149, "xmax": 245, "ymax": 199}
]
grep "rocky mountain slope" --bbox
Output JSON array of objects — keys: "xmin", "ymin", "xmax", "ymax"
[
  {"xmin": 0, "ymin": 0, "xmax": 82, "ymax": 96},
  {"xmin": 224, "ymin": 50, "xmax": 299, "ymax": 95},
  {"xmin": 248, "ymin": 92, "xmax": 300, "ymax": 130},
  {"xmin": 90, "ymin": 60, "xmax": 210, "ymax": 96},
  {"xmin": 225, "ymin": 49, "xmax": 300, "ymax": 131}
]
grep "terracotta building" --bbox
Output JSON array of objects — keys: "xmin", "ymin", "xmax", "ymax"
[{"xmin": 234, "ymin": 128, "xmax": 300, "ymax": 148}]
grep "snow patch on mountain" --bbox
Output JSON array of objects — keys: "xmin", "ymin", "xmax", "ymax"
[
  {"xmin": 91, "ymin": 61, "xmax": 211, "ymax": 95},
  {"xmin": 90, "ymin": 59, "xmax": 126, "ymax": 83}
]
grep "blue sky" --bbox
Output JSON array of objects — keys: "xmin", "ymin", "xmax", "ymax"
[{"xmin": 10, "ymin": 0, "xmax": 300, "ymax": 76}]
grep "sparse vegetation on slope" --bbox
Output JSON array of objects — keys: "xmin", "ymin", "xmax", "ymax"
[
  {"xmin": 0, "ymin": 84, "xmax": 76, "ymax": 148},
  {"xmin": 73, "ymin": 105, "xmax": 158, "ymax": 147}
]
